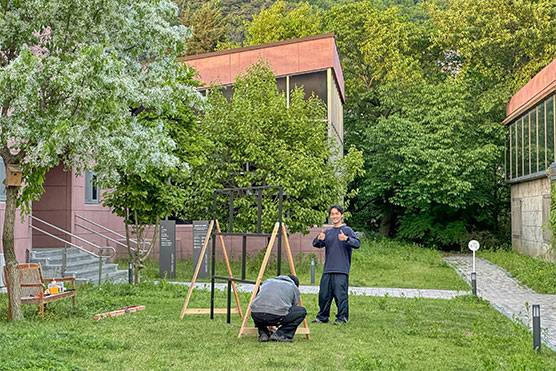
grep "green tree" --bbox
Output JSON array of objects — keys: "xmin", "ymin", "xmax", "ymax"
[
  {"xmin": 183, "ymin": 62, "xmax": 363, "ymax": 233},
  {"xmin": 0, "ymin": 0, "xmax": 198, "ymax": 320},
  {"xmin": 245, "ymin": 1, "xmax": 323, "ymax": 45},
  {"xmin": 360, "ymin": 80, "xmax": 505, "ymax": 247},
  {"xmin": 324, "ymin": 2, "xmax": 435, "ymax": 235},
  {"xmin": 220, "ymin": 0, "xmax": 276, "ymax": 44},
  {"xmin": 324, "ymin": 1, "xmax": 508, "ymax": 248},
  {"xmin": 180, "ymin": 1, "xmax": 228, "ymax": 55},
  {"xmin": 284, "ymin": 0, "xmax": 355, "ymax": 10},
  {"xmin": 175, "ymin": 0, "xmax": 275, "ymax": 47},
  {"xmin": 428, "ymin": 0, "xmax": 556, "ymax": 112},
  {"xmin": 417, "ymin": 0, "xmax": 556, "ymax": 246}
]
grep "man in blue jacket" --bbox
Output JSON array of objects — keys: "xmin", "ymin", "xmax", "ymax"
[
  {"xmin": 250, "ymin": 274, "xmax": 306, "ymax": 342},
  {"xmin": 312, "ymin": 204, "xmax": 361, "ymax": 324}
]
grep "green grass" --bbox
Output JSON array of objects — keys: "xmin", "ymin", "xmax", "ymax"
[
  {"xmin": 480, "ymin": 250, "xmax": 556, "ymax": 294},
  {"xmin": 1, "ymin": 281, "xmax": 555, "ymax": 370},
  {"xmin": 121, "ymin": 238, "xmax": 469, "ymax": 291}
]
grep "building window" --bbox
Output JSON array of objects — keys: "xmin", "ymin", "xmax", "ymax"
[
  {"xmin": 85, "ymin": 170, "xmax": 99, "ymax": 204},
  {"xmin": 548, "ymin": 96, "xmax": 555, "ymax": 164},
  {"xmin": 0, "ymin": 159, "xmax": 5, "ymax": 201},
  {"xmin": 506, "ymin": 92, "xmax": 556, "ymax": 181},
  {"xmin": 289, "ymin": 70, "xmax": 328, "ymax": 103}
]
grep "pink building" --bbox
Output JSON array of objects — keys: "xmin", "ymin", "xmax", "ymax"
[
  {"xmin": 181, "ymin": 33, "xmax": 345, "ymax": 154},
  {"xmin": 1, "ymin": 33, "xmax": 344, "ymax": 269}
]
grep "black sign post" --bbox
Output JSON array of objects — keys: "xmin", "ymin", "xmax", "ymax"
[
  {"xmin": 193, "ymin": 220, "xmax": 210, "ymax": 278},
  {"xmin": 159, "ymin": 220, "xmax": 176, "ymax": 279}
]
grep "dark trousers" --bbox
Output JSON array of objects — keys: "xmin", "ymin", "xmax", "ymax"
[
  {"xmin": 316, "ymin": 273, "xmax": 349, "ymax": 322},
  {"xmin": 251, "ymin": 305, "xmax": 307, "ymax": 340}
]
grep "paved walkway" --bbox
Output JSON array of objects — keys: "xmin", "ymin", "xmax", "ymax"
[
  {"xmin": 0, "ymin": 281, "xmax": 468, "ymax": 298},
  {"xmin": 444, "ymin": 255, "xmax": 556, "ymax": 351},
  {"xmin": 168, "ymin": 281, "xmax": 468, "ymax": 299}
]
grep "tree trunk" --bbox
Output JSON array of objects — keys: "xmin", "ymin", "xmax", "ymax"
[
  {"xmin": 133, "ymin": 259, "xmax": 141, "ymax": 284},
  {"xmin": 378, "ymin": 203, "xmax": 394, "ymax": 237},
  {"xmin": 3, "ymin": 184, "xmax": 22, "ymax": 321}
]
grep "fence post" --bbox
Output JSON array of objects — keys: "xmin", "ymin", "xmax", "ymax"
[
  {"xmin": 311, "ymin": 258, "xmax": 316, "ymax": 284},
  {"xmin": 98, "ymin": 248, "xmax": 103, "ymax": 285},
  {"xmin": 62, "ymin": 245, "xmax": 67, "ymax": 277}
]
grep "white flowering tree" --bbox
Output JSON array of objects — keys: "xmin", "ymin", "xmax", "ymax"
[
  {"xmin": 0, "ymin": 0, "xmax": 202, "ymax": 321},
  {"xmin": 101, "ymin": 99, "xmax": 205, "ymax": 284}
]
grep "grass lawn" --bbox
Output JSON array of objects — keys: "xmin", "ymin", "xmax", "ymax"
[
  {"xmin": 480, "ymin": 250, "xmax": 556, "ymax": 294},
  {"xmin": 123, "ymin": 238, "xmax": 469, "ymax": 291},
  {"xmin": 1, "ymin": 281, "xmax": 555, "ymax": 370}
]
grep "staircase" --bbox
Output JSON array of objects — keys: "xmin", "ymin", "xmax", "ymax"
[{"xmin": 29, "ymin": 248, "xmax": 129, "ymax": 285}]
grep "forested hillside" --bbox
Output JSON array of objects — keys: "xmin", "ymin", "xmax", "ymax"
[
  {"xmin": 175, "ymin": 0, "xmax": 556, "ymax": 250},
  {"xmin": 175, "ymin": 0, "xmax": 435, "ymax": 51}
]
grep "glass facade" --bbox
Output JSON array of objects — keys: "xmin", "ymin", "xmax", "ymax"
[
  {"xmin": 290, "ymin": 70, "xmax": 328, "ymax": 103},
  {"xmin": 506, "ymin": 92, "xmax": 556, "ymax": 181},
  {"xmin": 199, "ymin": 70, "xmax": 329, "ymax": 107}
]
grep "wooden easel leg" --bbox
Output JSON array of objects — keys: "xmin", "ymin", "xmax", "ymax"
[
  {"xmin": 238, "ymin": 222, "xmax": 280, "ymax": 338},
  {"xmin": 281, "ymin": 224, "xmax": 310, "ymax": 339},
  {"xmin": 215, "ymin": 219, "xmax": 244, "ymax": 319},
  {"xmin": 180, "ymin": 220, "xmax": 214, "ymax": 319}
]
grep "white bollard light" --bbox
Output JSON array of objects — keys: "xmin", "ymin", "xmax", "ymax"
[{"xmin": 468, "ymin": 240, "xmax": 480, "ymax": 295}]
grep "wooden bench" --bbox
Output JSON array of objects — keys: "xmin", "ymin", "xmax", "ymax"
[{"xmin": 3, "ymin": 263, "xmax": 76, "ymax": 319}]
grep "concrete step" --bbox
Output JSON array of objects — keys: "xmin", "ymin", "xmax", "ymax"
[
  {"xmin": 29, "ymin": 247, "xmax": 128, "ymax": 286},
  {"xmin": 76, "ymin": 270, "xmax": 129, "ymax": 285},
  {"xmin": 65, "ymin": 263, "xmax": 120, "ymax": 277},
  {"xmin": 34, "ymin": 255, "xmax": 107, "ymax": 268},
  {"xmin": 32, "ymin": 255, "xmax": 105, "ymax": 270},
  {"xmin": 40, "ymin": 263, "xmax": 119, "ymax": 281},
  {"xmin": 31, "ymin": 248, "xmax": 90, "ymax": 259},
  {"xmin": 33, "ymin": 248, "xmax": 97, "ymax": 257}
]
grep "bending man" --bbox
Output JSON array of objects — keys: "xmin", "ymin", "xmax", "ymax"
[{"xmin": 250, "ymin": 274, "xmax": 306, "ymax": 342}]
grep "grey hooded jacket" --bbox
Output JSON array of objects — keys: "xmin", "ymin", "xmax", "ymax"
[{"xmin": 250, "ymin": 275, "xmax": 300, "ymax": 316}]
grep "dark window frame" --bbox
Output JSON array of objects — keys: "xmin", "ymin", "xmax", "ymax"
[{"xmin": 85, "ymin": 170, "xmax": 99, "ymax": 204}]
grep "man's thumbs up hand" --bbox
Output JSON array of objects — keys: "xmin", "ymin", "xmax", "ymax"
[
  {"xmin": 338, "ymin": 230, "xmax": 348, "ymax": 241},
  {"xmin": 318, "ymin": 229, "xmax": 326, "ymax": 241}
]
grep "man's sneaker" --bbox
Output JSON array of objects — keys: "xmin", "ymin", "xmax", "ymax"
[
  {"xmin": 333, "ymin": 319, "xmax": 347, "ymax": 325},
  {"xmin": 270, "ymin": 332, "xmax": 293, "ymax": 343},
  {"xmin": 259, "ymin": 332, "xmax": 271, "ymax": 342},
  {"xmin": 311, "ymin": 318, "xmax": 329, "ymax": 323}
]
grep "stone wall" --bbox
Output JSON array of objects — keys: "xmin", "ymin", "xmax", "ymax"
[{"xmin": 511, "ymin": 176, "xmax": 553, "ymax": 259}]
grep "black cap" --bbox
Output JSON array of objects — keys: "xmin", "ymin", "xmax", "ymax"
[{"xmin": 288, "ymin": 274, "xmax": 299, "ymax": 287}]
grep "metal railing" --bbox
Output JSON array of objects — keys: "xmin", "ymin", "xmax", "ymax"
[
  {"xmin": 74, "ymin": 214, "xmax": 150, "ymax": 253},
  {"xmin": 30, "ymin": 215, "xmax": 116, "ymax": 284}
]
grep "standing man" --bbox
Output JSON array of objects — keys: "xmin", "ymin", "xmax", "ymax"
[
  {"xmin": 250, "ymin": 274, "xmax": 307, "ymax": 343},
  {"xmin": 312, "ymin": 204, "xmax": 361, "ymax": 324}
]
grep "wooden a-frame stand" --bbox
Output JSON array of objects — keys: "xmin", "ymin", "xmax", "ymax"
[
  {"xmin": 238, "ymin": 222, "xmax": 310, "ymax": 339},
  {"xmin": 180, "ymin": 219, "xmax": 244, "ymax": 319}
]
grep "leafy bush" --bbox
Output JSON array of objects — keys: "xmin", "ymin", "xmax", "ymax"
[{"xmin": 459, "ymin": 230, "xmax": 512, "ymax": 252}]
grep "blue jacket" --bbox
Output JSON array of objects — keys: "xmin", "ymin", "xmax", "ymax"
[{"xmin": 313, "ymin": 225, "xmax": 360, "ymax": 275}]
